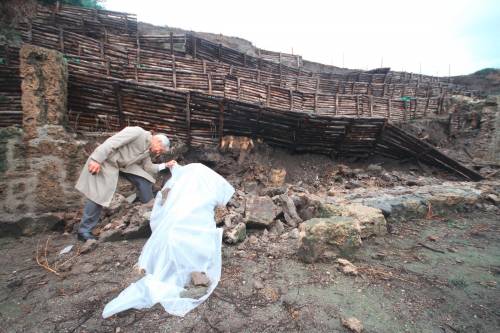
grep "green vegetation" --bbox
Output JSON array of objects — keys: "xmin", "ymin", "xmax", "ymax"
[
  {"xmin": 37, "ymin": 0, "xmax": 105, "ymax": 9},
  {"xmin": 473, "ymin": 68, "xmax": 499, "ymax": 76}
]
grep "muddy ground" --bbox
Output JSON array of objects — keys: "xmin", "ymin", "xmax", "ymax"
[{"xmin": 1, "ymin": 209, "xmax": 498, "ymax": 333}]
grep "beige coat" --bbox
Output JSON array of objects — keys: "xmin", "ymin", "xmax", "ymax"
[{"xmin": 75, "ymin": 126, "xmax": 160, "ymax": 207}]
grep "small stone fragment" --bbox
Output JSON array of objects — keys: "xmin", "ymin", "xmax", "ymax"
[
  {"xmin": 223, "ymin": 222, "xmax": 246, "ymax": 244},
  {"xmin": 341, "ymin": 317, "xmax": 364, "ymax": 333},
  {"xmin": 80, "ymin": 239, "xmax": 98, "ymax": 254},
  {"xmin": 337, "ymin": 258, "xmax": 359, "ymax": 276},
  {"xmin": 289, "ymin": 228, "xmax": 300, "ymax": 239},
  {"xmin": 59, "ymin": 245, "xmax": 74, "ymax": 255},
  {"xmin": 253, "ymin": 279, "xmax": 264, "ymax": 290},
  {"xmin": 191, "ymin": 272, "xmax": 210, "ymax": 287}
]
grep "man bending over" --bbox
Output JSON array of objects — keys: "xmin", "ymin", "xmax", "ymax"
[{"xmin": 75, "ymin": 126, "xmax": 173, "ymax": 241}]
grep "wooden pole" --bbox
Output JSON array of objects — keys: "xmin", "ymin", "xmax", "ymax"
[
  {"xmin": 185, "ymin": 92, "xmax": 191, "ymax": 146},
  {"xmin": 335, "ymin": 94, "xmax": 339, "ymax": 116},
  {"xmin": 170, "ymin": 32, "xmax": 174, "ymax": 55},
  {"xmin": 59, "ymin": 27, "xmax": 64, "ymax": 52},
  {"xmin": 266, "ymin": 84, "xmax": 270, "ymax": 107},
  {"xmin": 172, "ymin": 55, "xmax": 177, "ymax": 89},
  {"xmin": 218, "ymin": 99, "xmax": 225, "ymax": 144},
  {"xmin": 114, "ymin": 83, "xmax": 125, "ymax": 128},
  {"xmin": 208, "ymin": 73, "xmax": 212, "ymax": 94}
]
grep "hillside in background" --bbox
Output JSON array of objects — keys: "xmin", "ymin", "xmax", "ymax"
[{"xmin": 452, "ymin": 68, "xmax": 500, "ymax": 95}]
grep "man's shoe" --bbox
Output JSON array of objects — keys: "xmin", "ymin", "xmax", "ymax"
[{"xmin": 77, "ymin": 232, "xmax": 97, "ymax": 242}]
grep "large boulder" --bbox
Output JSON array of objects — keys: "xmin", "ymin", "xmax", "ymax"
[
  {"xmin": 320, "ymin": 203, "xmax": 387, "ymax": 239},
  {"xmin": 298, "ymin": 216, "xmax": 362, "ymax": 263},
  {"xmin": 244, "ymin": 195, "xmax": 281, "ymax": 227}
]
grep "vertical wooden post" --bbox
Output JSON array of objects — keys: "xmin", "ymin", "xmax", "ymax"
[
  {"xmin": 335, "ymin": 94, "xmax": 339, "ymax": 116},
  {"xmin": 257, "ymin": 70, "xmax": 261, "ymax": 83},
  {"xmin": 185, "ymin": 92, "xmax": 191, "ymax": 147},
  {"xmin": 289, "ymin": 89, "xmax": 294, "ymax": 111},
  {"xmin": 424, "ymin": 97, "xmax": 430, "ymax": 117},
  {"xmin": 237, "ymin": 78, "xmax": 241, "ymax": 100},
  {"xmin": 208, "ymin": 73, "xmax": 212, "ymax": 94},
  {"xmin": 192, "ymin": 35, "xmax": 197, "ymax": 59},
  {"xmin": 28, "ymin": 22, "xmax": 33, "ymax": 43},
  {"xmin": 403, "ymin": 100, "xmax": 407, "ymax": 121},
  {"xmin": 218, "ymin": 99, "xmax": 225, "ymax": 144},
  {"xmin": 106, "ymin": 59, "xmax": 110, "ymax": 76},
  {"xmin": 356, "ymin": 95, "xmax": 360, "ymax": 117},
  {"xmin": 136, "ymin": 32, "xmax": 140, "ymax": 64},
  {"xmin": 202, "ymin": 59, "xmax": 207, "ymax": 74},
  {"xmin": 387, "ymin": 98, "xmax": 392, "ymax": 120},
  {"xmin": 170, "ymin": 32, "xmax": 174, "ymax": 55},
  {"xmin": 59, "ymin": 27, "xmax": 64, "ymax": 52},
  {"xmin": 266, "ymin": 84, "xmax": 270, "ymax": 107},
  {"xmin": 314, "ymin": 93, "xmax": 318, "ymax": 113},
  {"xmin": 100, "ymin": 41, "xmax": 104, "ymax": 58},
  {"xmin": 229, "ymin": 65, "xmax": 233, "ymax": 75},
  {"xmin": 369, "ymin": 96, "xmax": 373, "ymax": 117},
  {"xmin": 114, "ymin": 83, "xmax": 125, "ymax": 128},
  {"xmin": 172, "ymin": 55, "xmax": 177, "ymax": 89}
]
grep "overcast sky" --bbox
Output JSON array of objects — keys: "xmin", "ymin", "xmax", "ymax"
[{"xmin": 104, "ymin": 0, "xmax": 499, "ymax": 76}]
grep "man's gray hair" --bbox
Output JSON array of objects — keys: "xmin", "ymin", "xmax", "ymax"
[{"xmin": 153, "ymin": 133, "xmax": 170, "ymax": 150}]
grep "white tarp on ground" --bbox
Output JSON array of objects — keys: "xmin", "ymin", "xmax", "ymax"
[{"xmin": 102, "ymin": 163, "xmax": 235, "ymax": 318}]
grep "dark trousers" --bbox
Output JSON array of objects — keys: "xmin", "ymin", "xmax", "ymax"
[{"xmin": 78, "ymin": 172, "xmax": 153, "ymax": 234}]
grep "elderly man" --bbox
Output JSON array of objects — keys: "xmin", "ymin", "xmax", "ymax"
[{"xmin": 75, "ymin": 126, "xmax": 173, "ymax": 241}]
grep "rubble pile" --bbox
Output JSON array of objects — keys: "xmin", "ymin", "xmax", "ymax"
[{"xmin": 81, "ymin": 142, "xmax": 499, "ymax": 265}]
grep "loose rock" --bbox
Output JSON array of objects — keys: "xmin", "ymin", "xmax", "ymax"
[
  {"xmin": 223, "ymin": 222, "xmax": 246, "ymax": 244},
  {"xmin": 341, "ymin": 317, "xmax": 364, "ymax": 333},
  {"xmin": 297, "ymin": 216, "xmax": 362, "ymax": 263},
  {"xmin": 245, "ymin": 195, "xmax": 281, "ymax": 227},
  {"xmin": 191, "ymin": 272, "xmax": 210, "ymax": 287},
  {"xmin": 80, "ymin": 239, "xmax": 98, "ymax": 254}
]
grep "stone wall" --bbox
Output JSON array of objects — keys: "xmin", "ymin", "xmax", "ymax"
[{"xmin": 0, "ymin": 45, "xmax": 87, "ymax": 235}]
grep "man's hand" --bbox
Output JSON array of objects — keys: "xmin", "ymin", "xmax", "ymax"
[
  {"xmin": 165, "ymin": 160, "xmax": 177, "ymax": 169},
  {"xmin": 88, "ymin": 160, "xmax": 101, "ymax": 174}
]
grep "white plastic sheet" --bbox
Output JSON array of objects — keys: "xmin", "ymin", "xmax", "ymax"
[{"xmin": 102, "ymin": 163, "xmax": 235, "ymax": 318}]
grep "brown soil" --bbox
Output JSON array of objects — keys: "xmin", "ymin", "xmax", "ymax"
[{"xmin": 1, "ymin": 209, "xmax": 498, "ymax": 333}]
